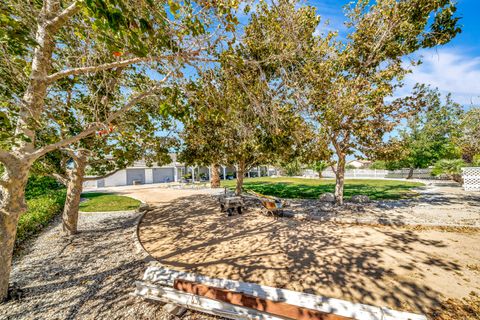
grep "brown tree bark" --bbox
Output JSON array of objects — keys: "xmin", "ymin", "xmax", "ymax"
[
  {"xmin": 334, "ymin": 154, "xmax": 346, "ymax": 205},
  {"xmin": 317, "ymin": 170, "xmax": 323, "ymax": 179},
  {"xmin": 235, "ymin": 160, "xmax": 246, "ymax": 196},
  {"xmin": 62, "ymin": 152, "xmax": 87, "ymax": 235},
  {"xmin": 210, "ymin": 164, "xmax": 221, "ymax": 188},
  {"xmin": 0, "ymin": 158, "xmax": 31, "ymax": 301}
]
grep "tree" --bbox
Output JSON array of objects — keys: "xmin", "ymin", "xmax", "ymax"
[
  {"xmin": 0, "ymin": 0, "xmax": 238, "ymax": 300},
  {"xmin": 297, "ymin": 0, "xmax": 461, "ymax": 204},
  {"xmin": 310, "ymin": 161, "xmax": 330, "ymax": 178},
  {"xmin": 432, "ymin": 159, "xmax": 465, "ymax": 183},
  {"xmin": 35, "ymin": 110, "xmax": 176, "ymax": 235},
  {"xmin": 180, "ymin": 67, "xmax": 303, "ymax": 195},
  {"xmin": 180, "ymin": 1, "xmax": 316, "ymax": 195},
  {"xmin": 281, "ymin": 159, "xmax": 303, "ymax": 177},
  {"xmin": 385, "ymin": 85, "xmax": 463, "ymax": 175},
  {"xmin": 459, "ymin": 107, "xmax": 480, "ymax": 163},
  {"xmin": 369, "ymin": 161, "xmax": 387, "ymax": 170}
]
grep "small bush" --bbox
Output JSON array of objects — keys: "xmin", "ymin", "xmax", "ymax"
[
  {"xmin": 432, "ymin": 159, "xmax": 466, "ymax": 176},
  {"xmin": 25, "ymin": 175, "xmax": 64, "ymax": 199},
  {"xmin": 11, "ymin": 175, "xmax": 66, "ymax": 248},
  {"xmin": 16, "ymin": 189, "xmax": 66, "ymax": 247},
  {"xmin": 472, "ymin": 154, "xmax": 480, "ymax": 166}
]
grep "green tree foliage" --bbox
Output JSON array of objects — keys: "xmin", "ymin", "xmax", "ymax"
[
  {"xmin": 295, "ymin": 0, "xmax": 461, "ymax": 204},
  {"xmin": 459, "ymin": 107, "xmax": 480, "ymax": 163},
  {"xmin": 473, "ymin": 155, "xmax": 480, "ymax": 167},
  {"xmin": 180, "ymin": 1, "xmax": 314, "ymax": 195},
  {"xmin": 0, "ymin": 0, "xmax": 240, "ymax": 300},
  {"xmin": 431, "ymin": 158, "xmax": 465, "ymax": 183},
  {"xmin": 369, "ymin": 161, "xmax": 387, "ymax": 170},
  {"xmin": 386, "ymin": 85, "xmax": 463, "ymax": 170},
  {"xmin": 432, "ymin": 159, "xmax": 466, "ymax": 176},
  {"xmin": 281, "ymin": 160, "xmax": 303, "ymax": 177},
  {"xmin": 310, "ymin": 160, "xmax": 331, "ymax": 178}
]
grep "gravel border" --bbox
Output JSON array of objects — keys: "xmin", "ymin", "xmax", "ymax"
[
  {"xmin": 0, "ymin": 210, "xmax": 169, "ymax": 319},
  {"xmin": 0, "ymin": 205, "xmax": 223, "ymax": 320}
]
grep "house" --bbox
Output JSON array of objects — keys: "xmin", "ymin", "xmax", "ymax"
[
  {"xmin": 83, "ymin": 154, "xmax": 278, "ymax": 188},
  {"xmin": 346, "ymin": 159, "xmax": 372, "ymax": 169}
]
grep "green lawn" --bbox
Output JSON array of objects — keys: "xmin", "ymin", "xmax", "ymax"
[
  {"xmin": 79, "ymin": 193, "xmax": 141, "ymax": 212},
  {"xmin": 221, "ymin": 177, "xmax": 424, "ymax": 200}
]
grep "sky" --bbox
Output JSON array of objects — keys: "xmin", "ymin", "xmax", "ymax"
[{"xmin": 306, "ymin": 0, "xmax": 480, "ymax": 107}]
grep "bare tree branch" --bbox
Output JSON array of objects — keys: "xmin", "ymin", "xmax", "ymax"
[
  {"xmin": 50, "ymin": 173, "xmax": 68, "ymax": 185},
  {"xmin": 46, "ymin": 53, "xmax": 213, "ymax": 83},
  {"xmin": 32, "ymin": 71, "xmax": 173, "ymax": 159},
  {"xmin": 46, "ymin": 1, "xmax": 81, "ymax": 32}
]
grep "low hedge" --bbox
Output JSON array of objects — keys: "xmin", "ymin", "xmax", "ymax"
[{"xmin": 15, "ymin": 176, "xmax": 66, "ymax": 248}]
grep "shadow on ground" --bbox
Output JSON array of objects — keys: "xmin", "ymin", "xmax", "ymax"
[
  {"xmin": 139, "ymin": 194, "xmax": 480, "ymax": 315},
  {"xmin": 1, "ymin": 212, "xmax": 166, "ymax": 320}
]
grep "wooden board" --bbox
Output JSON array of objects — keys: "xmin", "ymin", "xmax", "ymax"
[
  {"xmin": 133, "ymin": 281, "xmax": 289, "ymax": 320},
  {"xmin": 174, "ymin": 279, "xmax": 351, "ymax": 320},
  {"xmin": 142, "ymin": 266, "xmax": 427, "ymax": 320}
]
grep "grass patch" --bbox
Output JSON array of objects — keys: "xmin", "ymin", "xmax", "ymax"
[
  {"xmin": 79, "ymin": 193, "xmax": 141, "ymax": 212},
  {"xmin": 221, "ymin": 177, "xmax": 424, "ymax": 200}
]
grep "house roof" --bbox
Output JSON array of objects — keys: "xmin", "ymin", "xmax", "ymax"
[{"xmin": 347, "ymin": 159, "xmax": 372, "ymax": 164}]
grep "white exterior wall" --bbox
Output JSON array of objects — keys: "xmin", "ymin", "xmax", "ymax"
[
  {"xmin": 104, "ymin": 170, "xmax": 127, "ymax": 187},
  {"xmin": 145, "ymin": 168, "xmax": 153, "ymax": 184},
  {"xmin": 83, "ymin": 180, "xmax": 97, "ymax": 188}
]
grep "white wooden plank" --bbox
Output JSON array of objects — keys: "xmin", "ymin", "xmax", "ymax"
[
  {"xmin": 133, "ymin": 281, "xmax": 289, "ymax": 320},
  {"xmin": 142, "ymin": 266, "xmax": 427, "ymax": 320}
]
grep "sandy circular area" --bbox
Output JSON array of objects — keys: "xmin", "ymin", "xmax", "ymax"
[{"xmin": 138, "ymin": 194, "xmax": 480, "ymax": 314}]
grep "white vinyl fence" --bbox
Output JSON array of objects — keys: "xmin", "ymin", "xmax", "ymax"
[
  {"xmin": 302, "ymin": 168, "xmax": 449, "ymax": 180},
  {"xmin": 462, "ymin": 167, "xmax": 480, "ymax": 191}
]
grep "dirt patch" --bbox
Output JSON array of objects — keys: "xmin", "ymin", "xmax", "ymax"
[{"xmin": 139, "ymin": 194, "xmax": 480, "ymax": 316}]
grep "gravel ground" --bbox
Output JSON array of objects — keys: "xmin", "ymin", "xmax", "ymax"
[
  {"xmin": 278, "ymin": 182, "xmax": 480, "ymax": 227},
  {"xmin": 0, "ymin": 211, "xmax": 218, "ymax": 320}
]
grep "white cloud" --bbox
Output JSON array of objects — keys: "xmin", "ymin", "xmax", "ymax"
[{"xmin": 400, "ymin": 49, "xmax": 480, "ymax": 106}]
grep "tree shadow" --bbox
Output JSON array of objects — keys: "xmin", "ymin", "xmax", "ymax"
[
  {"xmin": 139, "ymin": 194, "xmax": 479, "ymax": 314},
  {"xmin": 2, "ymin": 212, "xmax": 163, "ymax": 320},
  {"xmin": 238, "ymin": 180, "xmax": 422, "ymax": 200}
]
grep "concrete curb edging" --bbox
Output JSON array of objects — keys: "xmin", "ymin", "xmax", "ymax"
[{"xmin": 133, "ymin": 204, "xmax": 157, "ymax": 262}]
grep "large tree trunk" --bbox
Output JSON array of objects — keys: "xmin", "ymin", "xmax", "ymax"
[
  {"xmin": 62, "ymin": 153, "xmax": 87, "ymax": 235},
  {"xmin": 334, "ymin": 154, "xmax": 346, "ymax": 205},
  {"xmin": 235, "ymin": 160, "xmax": 246, "ymax": 196},
  {"xmin": 210, "ymin": 164, "xmax": 221, "ymax": 188},
  {"xmin": 1, "ymin": 2, "xmax": 60, "ymax": 299},
  {"xmin": 0, "ymin": 159, "xmax": 30, "ymax": 301},
  {"xmin": 317, "ymin": 170, "xmax": 323, "ymax": 179}
]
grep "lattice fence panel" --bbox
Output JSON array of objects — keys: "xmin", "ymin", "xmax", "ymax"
[{"xmin": 462, "ymin": 167, "xmax": 480, "ymax": 191}]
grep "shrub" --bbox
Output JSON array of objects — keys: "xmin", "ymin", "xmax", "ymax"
[
  {"xmin": 25, "ymin": 175, "xmax": 64, "ymax": 199},
  {"xmin": 282, "ymin": 160, "xmax": 302, "ymax": 176},
  {"xmin": 472, "ymin": 154, "xmax": 480, "ymax": 166},
  {"xmin": 16, "ymin": 189, "xmax": 66, "ymax": 247},
  {"xmin": 369, "ymin": 161, "xmax": 387, "ymax": 169},
  {"xmin": 432, "ymin": 159, "xmax": 466, "ymax": 176},
  {"xmin": 13, "ymin": 175, "xmax": 66, "ymax": 248},
  {"xmin": 432, "ymin": 159, "xmax": 466, "ymax": 183}
]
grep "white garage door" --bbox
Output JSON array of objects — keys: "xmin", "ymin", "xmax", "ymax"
[
  {"xmin": 127, "ymin": 169, "xmax": 145, "ymax": 185},
  {"xmin": 153, "ymin": 168, "xmax": 174, "ymax": 183}
]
